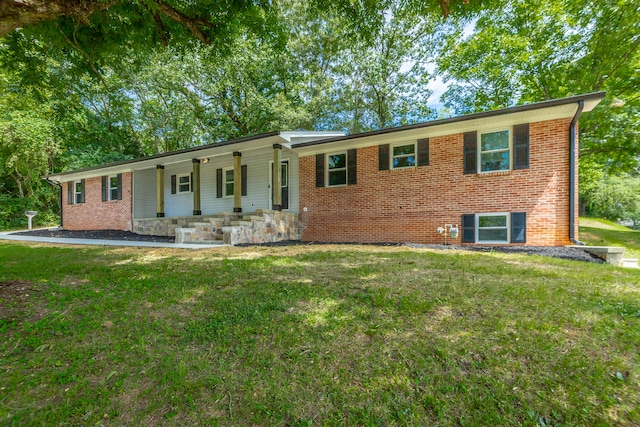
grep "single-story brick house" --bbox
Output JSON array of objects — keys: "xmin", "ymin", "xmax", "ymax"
[{"xmin": 45, "ymin": 92, "xmax": 604, "ymax": 246}]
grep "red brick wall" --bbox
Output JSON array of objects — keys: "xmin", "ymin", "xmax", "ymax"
[
  {"xmin": 62, "ymin": 173, "xmax": 133, "ymax": 231},
  {"xmin": 299, "ymin": 119, "xmax": 576, "ymax": 246}
]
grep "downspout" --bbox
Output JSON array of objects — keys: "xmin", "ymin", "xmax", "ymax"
[
  {"xmin": 46, "ymin": 178, "xmax": 63, "ymax": 228},
  {"xmin": 569, "ymin": 100, "xmax": 584, "ymax": 245}
]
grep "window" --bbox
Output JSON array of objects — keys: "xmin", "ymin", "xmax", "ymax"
[
  {"xmin": 327, "ymin": 152, "xmax": 347, "ymax": 186},
  {"xmin": 102, "ymin": 174, "xmax": 122, "ymax": 201},
  {"xmin": 74, "ymin": 181, "xmax": 84, "ymax": 204},
  {"xmin": 280, "ymin": 163, "xmax": 288, "ymax": 187},
  {"xmin": 392, "ymin": 143, "xmax": 416, "ymax": 169},
  {"xmin": 109, "ymin": 175, "xmax": 119, "ymax": 200},
  {"xmin": 479, "ymin": 130, "xmax": 510, "ymax": 172},
  {"xmin": 477, "ymin": 213, "xmax": 510, "ymax": 243},
  {"xmin": 177, "ymin": 173, "xmax": 191, "ymax": 193},
  {"xmin": 224, "ymin": 168, "xmax": 234, "ymax": 197}
]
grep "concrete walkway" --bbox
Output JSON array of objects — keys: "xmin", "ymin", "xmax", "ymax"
[{"xmin": 0, "ymin": 230, "xmax": 226, "ymax": 249}]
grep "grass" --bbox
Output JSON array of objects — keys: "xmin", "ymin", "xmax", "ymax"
[
  {"xmin": 580, "ymin": 217, "xmax": 640, "ymax": 259},
  {"xmin": 1, "ymin": 242, "xmax": 639, "ymax": 426}
]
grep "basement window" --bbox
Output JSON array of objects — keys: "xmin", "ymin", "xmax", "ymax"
[{"xmin": 477, "ymin": 213, "xmax": 510, "ymax": 243}]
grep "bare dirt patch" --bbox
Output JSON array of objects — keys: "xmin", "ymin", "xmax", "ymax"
[{"xmin": 0, "ymin": 280, "xmax": 48, "ymax": 321}]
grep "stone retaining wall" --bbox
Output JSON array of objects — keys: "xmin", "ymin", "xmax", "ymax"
[
  {"xmin": 133, "ymin": 210, "xmax": 300, "ymax": 245},
  {"xmin": 133, "ymin": 215, "xmax": 217, "ymax": 236},
  {"xmin": 223, "ymin": 210, "xmax": 300, "ymax": 246}
]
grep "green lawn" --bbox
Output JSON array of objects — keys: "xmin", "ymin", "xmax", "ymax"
[
  {"xmin": 1, "ymin": 242, "xmax": 639, "ymax": 425},
  {"xmin": 580, "ymin": 217, "xmax": 640, "ymax": 259}
]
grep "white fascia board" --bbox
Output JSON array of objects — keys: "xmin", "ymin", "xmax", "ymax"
[
  {"xmin": 48, "ymin": 134, "xmax": 288, "ymax": 183},
  {"xmin": 293, "ymin": 103, "xmax": 585, "ymax": 157},
  {"xmin": 280, "ymin": 131, "xmax": 346, "ymax": 142}
]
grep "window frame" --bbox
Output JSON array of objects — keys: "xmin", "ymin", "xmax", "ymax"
[
  {"xmin": 223, "ymin": 167, "xmax": 235, "ymax": 197},
  {"xmin": 74, "ymin": 180, "xmax": 83, "ymax": 204},
  {"xmin": 478, "ymin": 128, "xmax": 512, "ymax": 173},
  {"xmin": 326, "ymin": 151, "xmax": 348, "ymax": 187},
  {"xmin": 390, "ymin": 141, "xmax": 417, "ymax": 170},
  {"xmin": 176, "ymin": 173, "xmax": 191, "ymax": 194},
  {"xmin": 476, "ymin": 212, "xmax": 510, "ymax": 244},
  {"xmin": 280, "ymin": 163, "xmax": 288, "ymax": 188},
  {"xmin": 108, "ymin": 175, "xmax": 119, "ymax": 201}
]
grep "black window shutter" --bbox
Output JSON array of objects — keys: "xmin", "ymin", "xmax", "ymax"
[
  {"xmin": 316, "ymin": 154, "xmax": 325, "ymax": 188},
  {"xmin": 463, "ymin": 132, "xmax": 477, "ymax": 174},
  {"xmin": 379, "ymin": 144, "xmax": 390, "ymax": 171},
  {"xmin": 116, "ymin": 173, "xmax": 122, "ymax": 200},
  {"xmin": 417, "ymin": 138, "xmax": 430, "ymax": 166},
  {"xmin": 101, "ymin": 176, "xmax": 107, "ymax": 201},
  {"xmin": 511, "ymin": 212, "xmax": 527, "ymax": 243},
  {"xmin": 67, "ymin": 182, "xmax": 73, "ymax": 205},
  {"xmin": 347, "ymin": 149, "xmax": 357, "ymax": 185},
  {"xmin": 190, "ymin": 172, "xmax": 194, "ymax": 192},
  {"xmin": 216, "ymin": 169, "xmax": 223, "ymax": 198},
  {"xmin": 171, "ymin": 175, "xmax": 177, "ymax": 194},
  {"xmin": 79, "ymin": 179, "xmax": 85, "ymax": 203},
  {"xmin": 241, "ymin": 165, "xmax": 247, "ymax": 196},
  {"xmin": 514, "ymin": 123, "xmax": 530, "ymax": 170},
  {"xmin": 462, "ymin": 214, "xmax": 475, "ymax": 243}
]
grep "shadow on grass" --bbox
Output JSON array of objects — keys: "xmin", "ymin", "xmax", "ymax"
[{"xmin": 1, "ymin": 242, "xmax": 639, "ymax": 425}]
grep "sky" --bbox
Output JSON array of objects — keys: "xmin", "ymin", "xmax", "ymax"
[{"xmin": 423, "ymin": 20, "xmax": 477, "ymax": 110}]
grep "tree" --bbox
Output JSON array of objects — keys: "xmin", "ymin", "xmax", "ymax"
[
  {"xmin": 0, "ymin": 110, "xmax": 60, "ymax": 199},
  {"xmin": 0, "ymin": 83, "xmax": 62, "ymax": 228},
  {"xmin": 0, "ymin": 1, "xmax": 281, "ymax": 45},
  {"xmin": 581, "ymin": 171, "xmax": 640, "ymax": 226},
  {"xmin": 327, "ymin": 4, "xmax": 435, "ymax": 133},
  {"xmin": 0, "ymin": 0, "xmax": 473, "ymax": 40},
  {"xmin": 435, "ymin": 0, "xmax": 640, "ymax": 172}
]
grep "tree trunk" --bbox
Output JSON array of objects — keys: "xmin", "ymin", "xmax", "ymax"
[
  {"xmin": 579, "ymin": 196, "xmax": 587, "ymax": 217},
  {"xmin": 10, "ymin": 172, "xmax": 24, "ymax": 198}
]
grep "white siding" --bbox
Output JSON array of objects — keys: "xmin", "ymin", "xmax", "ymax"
[
  {"xmin": 202, "ymin": 147, "xmax": 285, "ymax": 213},
  {"xmin": 133, "ymin": 168, "xmax": 157, "ymax": 219},
  {"xmin": 165, "ymin": 162, "xmax": 194, "ymax": 217},
  {"xmin": 135, "ymin": 147, "xmax": 299, "ymax": 218}
]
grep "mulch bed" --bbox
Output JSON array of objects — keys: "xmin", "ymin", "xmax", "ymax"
[
  {"xmin": 13, "ymin": 229, "xmax": 603, "ymax": 263},
  {"xmin": 405, "ymin": 243, "xmax": 604, "ymax": 263},
  {"xmin": 14, "ymin": 228, "xmax": 175, "ymax": 243}
]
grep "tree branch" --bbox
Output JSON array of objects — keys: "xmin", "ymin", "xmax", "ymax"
[
  {"xmin": 155, "ymin": 1, "xmax": 211, "ymax": 44},
  {"xmin": 57, "ymin": 24, "xmax": 110, "ymax": 91},
  {"xmin": 0, "ymin": 0, "xmax": 116, "ymax": 37}
]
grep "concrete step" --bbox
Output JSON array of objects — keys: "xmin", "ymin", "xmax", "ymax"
[
  {"xmin": 567, "ymin": 245, "xmax": 625, "ymax": 266},
  {"xmin": 176, "ymin": 227, "xmax": 196, "ymax": 232},
  {"xmin": 622, "ymin": 258, "xmax": 639, "ymax": 269},
  {"xmin": 192, "ymin": 222, "xmax": 212, "ymax": 227},
  {"xmin": 230, "ymin": 220, "xmax": 251, "ymax": 226}
]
